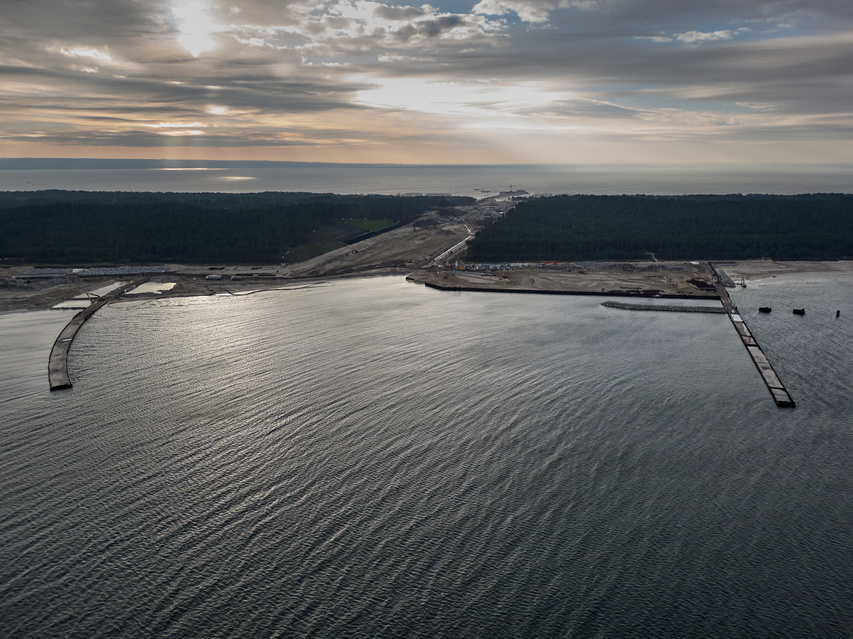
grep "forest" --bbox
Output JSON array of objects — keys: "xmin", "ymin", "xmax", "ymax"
[
  {"xmin": 0, "ymin": 191, "xmax": 471, "ymax": 264},
  {"xmin": 466, "ymin": 194, "xmax": 853, "ymax": 262}
]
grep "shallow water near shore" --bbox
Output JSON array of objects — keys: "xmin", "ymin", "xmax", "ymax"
[{"xmin": 2, "ymin": 275, "xmax": 852, "ymax": 637}]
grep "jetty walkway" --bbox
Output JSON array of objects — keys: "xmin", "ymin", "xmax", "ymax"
[{"xmin": 710, "ymin": 265, "xmax": 795, "ymax": 407}]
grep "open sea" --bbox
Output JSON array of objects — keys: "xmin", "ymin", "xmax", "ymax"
[
  {"xmin": 1, "ymin": 163, "xmax": 852, "ymax": 197},
  {"xmin": 2, "ymin": 274, "xmax": 852, "ymax": 637}
]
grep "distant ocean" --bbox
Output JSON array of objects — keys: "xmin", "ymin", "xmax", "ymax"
[{"xmin": 1, "ymin": 161, "xmax": 851, "ymax": 196}]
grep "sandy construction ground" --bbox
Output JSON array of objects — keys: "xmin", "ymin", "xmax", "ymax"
[
  {"xmin": 280, "ymin": 219, "xmax": 471, "ymax": 277},
  {"xmin": 720, "ymin": 260, "xmax": 853, "ymax": 282},
  {"xmin": 411, "ymin": 261, "xmax": 721, "ymax": 296}
]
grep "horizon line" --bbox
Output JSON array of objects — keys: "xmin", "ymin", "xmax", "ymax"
[{"xmin": 2, "ymin": 158, "xmax": 853, "ymax": 170}]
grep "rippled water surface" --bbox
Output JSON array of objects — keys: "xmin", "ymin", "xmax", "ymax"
[{"xmin": 2, "ymin": 276, "xmax": 852, "ymax": 637}]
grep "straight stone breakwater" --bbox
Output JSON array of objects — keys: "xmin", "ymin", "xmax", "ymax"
[{"xmin": 601, "ymin": 301, "xmax": 727, "ymax": 314}]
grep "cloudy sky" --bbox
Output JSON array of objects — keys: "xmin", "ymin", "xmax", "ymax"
[{"xmin": 2, "ymin": 0, "xmax": 852, "ymax": 164}]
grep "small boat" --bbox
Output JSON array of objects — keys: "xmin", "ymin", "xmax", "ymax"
[{"xmin": 793, "ymin": 308, "xmax": 805, "ymax": 315}]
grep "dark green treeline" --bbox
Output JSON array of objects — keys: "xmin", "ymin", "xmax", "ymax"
[
  {"xmin": 467, "ymin": 194, "xmax": 853, "ymax": 262},
  {"xmin": 0, "ymin": 191, "xmax": 471, "ymax": 264}
]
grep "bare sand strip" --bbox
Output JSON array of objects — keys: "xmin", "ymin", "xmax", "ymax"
[{"xmin": 722, "ymin": 260, "xmax": 853, "ymax": 282}]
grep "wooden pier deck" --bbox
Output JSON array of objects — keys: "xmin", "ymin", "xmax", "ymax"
[{"xmin": 710, "ymin": 265, "xmax": 795, "ymax": 407}]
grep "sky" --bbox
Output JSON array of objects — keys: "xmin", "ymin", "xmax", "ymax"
[{"xmin": 1, "ymin": 0, "xmax": 852, "ymax": 164}]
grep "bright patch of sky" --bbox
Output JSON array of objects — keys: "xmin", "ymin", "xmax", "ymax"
[
  {"xmin": 640, "ymin": 28, "xmax": 752, "ymax": 45},
  {"xmin": 355, "ymin": 78, "xmax": 568, "ymax": 116},
  {"xmin": 172, "ymin": 0, "xmax": 222, "ymax": 56},
  {"xmin": 51, "ymin": 45, "xmax": 115, "ymax": 64}
]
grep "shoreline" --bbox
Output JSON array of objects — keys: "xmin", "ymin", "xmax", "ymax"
[{"xmin": 4, "ymin": 260, "xmax": 852, "ymax": 314}]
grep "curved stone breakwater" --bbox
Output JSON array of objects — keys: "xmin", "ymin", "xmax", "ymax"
[
  {"xmin": 602, "ymin": 301, "xmax": 726, "ymax": 314},
  {"xmin": 48, "ymin": 299, "xmax": 108, "ymax": 390},
  {"xmin": 48, "ymin": 280, "xmax": 143, "ymax": 390}
]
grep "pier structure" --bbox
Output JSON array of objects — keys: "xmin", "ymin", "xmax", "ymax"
[{"xmin": 710, "ymin": 264, "xmax": 795, "ymax": 407}]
